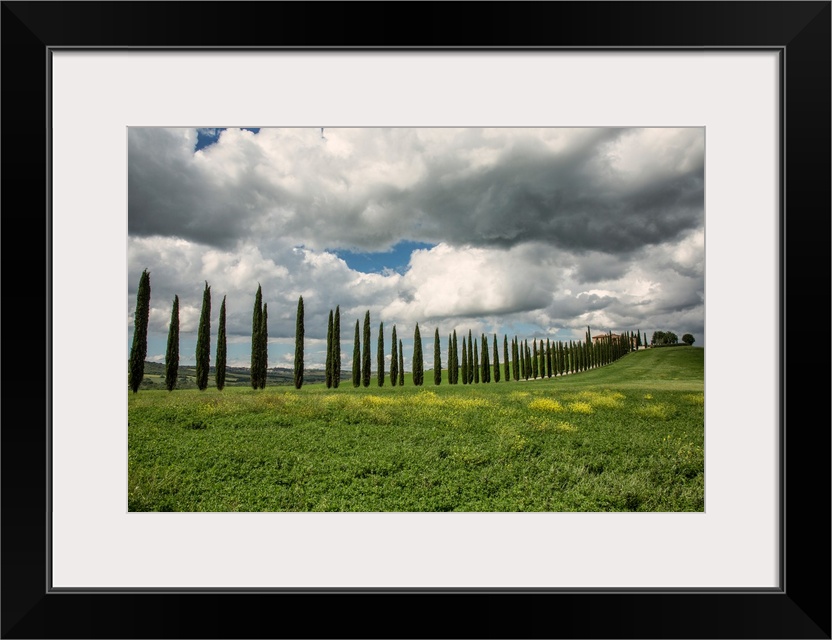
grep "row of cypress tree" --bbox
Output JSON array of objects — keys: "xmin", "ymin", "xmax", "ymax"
[
  {"xmin": 130, "ymin": 271, "xmax": 644, "ymax": 393},
  {"xmin": 332, "ymin": 318, "xmax": 641, "ymax": 389},
  {"xmin": 129, "ymin": 272, "xmax": 228, "ymax": 393}
]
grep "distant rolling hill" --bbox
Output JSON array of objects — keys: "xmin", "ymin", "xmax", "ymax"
[{"xmin": 135, "ymin": 361, "xmax": 332, "ymax": 389}]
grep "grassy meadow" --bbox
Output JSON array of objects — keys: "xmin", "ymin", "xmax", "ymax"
[{"xmin": 128, "ymin": 347, "xmax": 704, "ymax": 512}]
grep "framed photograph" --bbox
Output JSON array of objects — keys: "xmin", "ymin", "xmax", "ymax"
[{"xmin": 3, "ymin": 2, "xmax": 829, "ymax": 638}]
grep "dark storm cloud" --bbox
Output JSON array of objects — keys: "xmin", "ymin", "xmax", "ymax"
[
  {"xmin": 128, "ymin": 127, "xmax": 704, "ymax": 257},
  {"xmin": 404, "ymin": 135, "xmax": 703, "ymax": 253}
]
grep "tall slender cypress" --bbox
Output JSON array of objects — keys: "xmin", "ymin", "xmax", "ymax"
[
  {"xmin": 377, "ymin": 321, "xmax": 385, "ymax": 387},
  {"xmin": 250, "ymin": 285, "xmax": 262, "ymax": 389},
  {"xmin": 413, "ymin": 323, "xmax": 424, "ymax": 386},
  {"xmin": 259, "ymin": 303, "xmax": 268, "ymax": 388},
  {"xmin": 519, "ymin": 340, "xmax": 526, "ymax": 380},
  {"xmin": 452, "ymin": 330, "xmax": 459, "ymax": 384},
  {"xmin": 164, "ymin": 294, "xmax": 179, "ymax": 392},
  {"xmin": 434, "ymin": 328, "xmax": 442, "ymax": 385},
  {"xmin": 362, "ymin": 311, "xmax": 371, "ymax": 387},
  {"xmin": 293, "ymin": 296, "xmax": 304, "ymax": 389},
  {"xmin": 532, "ymin": 340, "xmax": 539, "ymax": 379},
  {"xmin": 326, "ymin": 309, "xmax": 334, "ymax": 388},
  {"xmin": 128, "ymin": 269, "xmax": 151, "ymax": 393},
  {"xmin": 493, "ymin": 333, "xmax": 500, "ymax": 383},
  {"xmin": 195, "ymin": 281, "xmax": 211, "ymax": 391},
  {"xmin": 503, "ymin": 335, "xmax": 510, "ymax": 382},
  {"xmin": 570, "ymin": 341, "xmax": 576, "ymax": 374},
  {"xmin": 480, "ymin": 334, "xmax": 488, "ymax": 383},
  {"xmin": 448, "ymin": 334, "xmax": 453, "ymax": 384},
  {"xmin": 391, "ymin": 325, "xmax": 398, "ymax": 387},
  {"xmin": 216, "ymin": 295, "xmax": 227, "ymax": 391},
  {"xmin": 467, "ymin": 330, "xmax": 474, "ymax": 384},
  {"xmin": 473, "ymin": 340, "xmax": 479, "ymax": 384},
  {"xmin": 512, "ymin": 337, "xmax": 520, "ymax": 381},
  {"xmin": 333, "ymin": 306, "xmax": 341, "ymax": 387},
  {"xmin": 461, "ymin": 339, "xmax": 468, "ymax": 385},
  {"xmin": 586, "ymin": 326, "xmax": 592, "ymax": 368},
  {"xmin": 546, "ymin": 339, "xmax": 552, "ymax": 378},
  {"xmin": 398, "ymin": 339, "xmax": 404, "ymax": 386},
  {"xmin": 352, "ymin": 320, "xmax": 360, "ymax": 387}
]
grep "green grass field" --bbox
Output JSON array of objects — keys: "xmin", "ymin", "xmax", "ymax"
[{"xmin": 128, "ymin": 347, "xmax": 704, "ymax": 512}]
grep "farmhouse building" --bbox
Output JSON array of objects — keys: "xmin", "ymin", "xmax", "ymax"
[{"xmin": 591, "ymin": 333, "xmax": 639, "ymax": 349}]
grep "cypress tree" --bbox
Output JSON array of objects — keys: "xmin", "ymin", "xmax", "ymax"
[
  {"xmin": 164, "ymin": 294, "xmax": 179, "ymax": 392},
  {"xmin": 552, "ymin": 341, "xmax": 558, "ymax": 376},
  {"xmin": 571, "ymin": 341, "xmax": 577, "ymax": 374},
  {"xmin": 461, "ymin": 339, "xmax": 468, "ymax": 384},
  {"xmin": 521, "ymin": 339, "xmax": 526, "ymax": 378},
  {"xmin": 586, "ymin": 326, "xmax": 592, "ymax": 368},
  {"xmin": 481, "ymin": 334, "xmax": 488, "ymax": 383},
  {"xmin": 391, "ymin": 325, "xmax": 398, "ymax": 387},
  {"xmin": 377, "ymin": 321, "xmax": 385, "ymax": 386},
  {"xmin": 293, "ymin": 296, "xmax": 304, "ymax": 389},
  {"xmin": 503, "ymin": 335, "xmax": 510, "ymax": 382},
  {"xmin": 398, "ymin": 339, "xmax": 404, "ymax": 386},
  {"xmin": 467, "ymin": 330, "xmax": 474, "ymax": 384},
  {"xmin": 362, "ymin": 311, "xmax": 371, "ymax": 387},
  {"xmin": 250, "ymin": 285, "xmax": 262, "ymax": 389},
  {"xmin": 493, "ymin": 334, "xmax": 500, "ymax": 383},
  {"xmin": 565, "ymin": 340, "xmax": 571, "ymax": 374},
  {"xmin": 333, "ymin": 306, "xmax": 341, "ymax": 387},
  {"xmin": 553, "ymin": 341, "xmax": 559, "ymax": 375},
  {"xmin": 216, "ymin": 295, "xmax": 227, "ymax": 391},
  {"xmin": 448, "ymin": 334, "xmax": 454, "ymax": 384},
  {"xmin": 524, "ymin": 341, "xmax": 531, "ymax": 380},
  {"xmin": 567, "ymin": 340, "xmax": 572, "ymax": 374},
  {"xmin": 326, "ymin": 309, "xmax": 334, "ymax": 388},
  {"xmin": 195, "ymin": 281, "xmax": 211, "ymax": 391},
  {"xmin": 434, "ymin": 328, "xmax": 442, "ymax": 385},
  {"xmin": 536, "ymin": 339, "xmax": 542, "ymax": 376},
  {"xmin": 259, "ymin": 303, "xmax": 268, "ymax": 388},
  {"xmin": 553, "ymin": 340, "xmax": 559, "ymax": 377},
  {"xmin": 532, "ymin": 340, "xmax": 539, "ymax": 379},
  {"xmin": 473, "ymin": 340, "xmax": 479, "ymax": 384},
  {"xmin": 512, "ymin": 337, "xmax": 520, "ymax": 381},
  {"xmin": 352, "ymin": 320, "xmax": 360, "ymax": 387},
  {"xmin": 546, "ymin": 339, "xmax": 552, "ymax": 378},
  {"xmin": 128, "ymin": 269, "xmax": 151, "ymax": 393},
  {"xmin": 454, "ymin": 329, "xmax": 465, "ymax": 384},
  {"xmin": 519, "ymin": 342, "xmax": 526, "ymax": 379},
  {"xmin": 413, "ymin": 323, "xmax": 423, "ymax": 386}
]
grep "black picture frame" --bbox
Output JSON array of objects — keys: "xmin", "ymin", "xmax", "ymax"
[{"xmin": 2, "ymin": 2, "xmax": 829, "ymax": 638}]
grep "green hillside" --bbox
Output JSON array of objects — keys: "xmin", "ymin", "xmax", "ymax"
[{"xmin": 128, "ymin": 347, "xmax": 704, "ymax": 512}]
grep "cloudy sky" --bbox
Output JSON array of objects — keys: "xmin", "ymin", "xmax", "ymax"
[{"xmin": 128, "ymin": 127, "xmax": 704, "ymax": 371}]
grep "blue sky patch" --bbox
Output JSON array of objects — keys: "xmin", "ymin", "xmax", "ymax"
[
  {"xmin": 195, "ymin": 128, "xmax": 260, "ymax": 151},
  {"xmin": 334, "ymin": 240, "xmax": 435, "ymax": 274}
]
